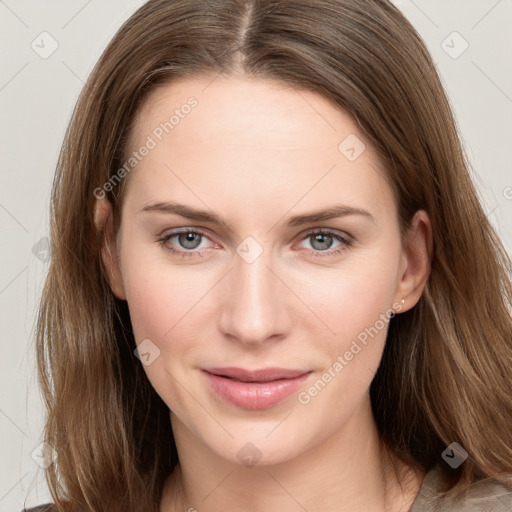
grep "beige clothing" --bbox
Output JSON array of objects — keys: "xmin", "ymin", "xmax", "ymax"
[
  {"xmin": 409, "ymin": 464, "xmax": 512, "ymax": 511},
  {"xmin": 24, "ymin": 465, "xmax": 512, "ymax": 511}
]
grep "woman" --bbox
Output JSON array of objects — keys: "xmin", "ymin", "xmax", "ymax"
[{"xmin": 25, "ymin": 0, "xmax": 512, "ymax": 511}]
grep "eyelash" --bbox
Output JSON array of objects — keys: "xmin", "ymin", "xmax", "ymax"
[{"xmin": 156, "ymin": 228, "xmax": 353, "ymax": 259}]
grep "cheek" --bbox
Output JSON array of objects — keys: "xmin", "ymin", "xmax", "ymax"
[
  {"xmin": 291, "ymin": 266, "xmax": 398, "ymax": 429},
  {"xmin": 296, "ymin": 257, "xmax": 400, "ymax": 342},
  {"xmin": 290, "ymin": 251, "xmax": 401, "ymax": 406},
  {"xmin": 121, "ymin": 260, "xmax": 214, "ymax": 410},
  {"xmin": 122, "ymin": 261, "xmax": 211, "ymax": 348}
]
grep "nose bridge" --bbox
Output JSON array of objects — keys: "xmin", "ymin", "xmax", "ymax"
[{"xmin": 219, "ymin": 241, "xmax": 288, "ymax": 344}]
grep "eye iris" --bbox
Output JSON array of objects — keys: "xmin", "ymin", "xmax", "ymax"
[
  {"xmin": 311, "ymin": 233, "xmax": 333, "ymax": 251},
  {"xmin": 179, "ymin": 232, "xmax": 202, "ymax": 249}
]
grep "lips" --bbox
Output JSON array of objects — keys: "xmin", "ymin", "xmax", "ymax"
[
  {"xmin": 204, "ymin": 367, "xmax": 310, "ymax": 382},
  {"xmin": 202, "ymin": 367, "xmax": 313, "ymax": 409}
]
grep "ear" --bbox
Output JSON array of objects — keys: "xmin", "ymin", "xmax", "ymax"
[
  {"xmin": 393, "ymin": 210, "xmax": 433, "ymax": 313},
  {"xmin": 94, "ymin": 197, "xmax": 127, "ymax": 300}
]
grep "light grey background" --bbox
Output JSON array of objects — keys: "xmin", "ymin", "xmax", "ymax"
[{"xmin": 1, "ymin": 0, "xmax": 511, "ymax": 509}]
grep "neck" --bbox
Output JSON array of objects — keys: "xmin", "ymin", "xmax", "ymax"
[{"xmin": 160, "ymin": 397, "xmax": 425, "ymax": 512}]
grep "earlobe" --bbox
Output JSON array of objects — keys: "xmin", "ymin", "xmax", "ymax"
[
  {"xmin": 94, "ymin": 197, "xmax": 127, "ymax": 300},
  {"xmin": 394, "ymin": 210, "xmax": 432, "ymax": 313}
]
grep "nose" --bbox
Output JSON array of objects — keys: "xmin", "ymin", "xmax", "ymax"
[{"xmin": 218, "ymin": 246, "xmax": 292, "ymax": 346}]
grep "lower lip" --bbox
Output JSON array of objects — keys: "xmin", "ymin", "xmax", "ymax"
[{"xmin": 202, "ymin": 370, "xmax": 312, "ymax": 410}]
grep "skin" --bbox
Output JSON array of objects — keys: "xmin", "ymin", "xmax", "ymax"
[{"xmin": 96, "ymin": 74, "xmax": 432, "ymax": 512}]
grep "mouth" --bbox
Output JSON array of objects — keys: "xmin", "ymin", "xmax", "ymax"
[
  {"xmin": 204, "ymin": 366, "xmax": 310, "ymax": 382},
  {"xmin": 201, "ymin": 367, "xmax": 313, "ymax": 409}
]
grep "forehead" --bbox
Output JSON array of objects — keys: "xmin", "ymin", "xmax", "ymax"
[
  {"xmin": 123, "ymin": 74, "xmax": 394, "ymax": 221},
  {"xmin": 131, "ymin": 74, "xmax": 364, "ymax": 154}
]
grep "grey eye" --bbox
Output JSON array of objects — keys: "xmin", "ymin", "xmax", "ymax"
[
  {"xmin": 177, "ymin": 232, "xmax": 203, "ymax": 249},
  {"xmin": 309, "ymin": 233, "xmax": 335, "ymax": 251}
]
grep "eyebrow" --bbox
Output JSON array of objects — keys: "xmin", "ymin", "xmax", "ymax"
[{"xmin": 139, "ymin": 201, "xmax": 374, "ymax": 228}]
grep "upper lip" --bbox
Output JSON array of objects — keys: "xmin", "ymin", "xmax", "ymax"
[{"xmin": 203, "ymin": 367, "xmax": 311, "ymax": 382}]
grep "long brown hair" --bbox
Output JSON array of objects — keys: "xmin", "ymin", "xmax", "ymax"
[{"xmin": 36, "ymin": 0, "xmax": 512, "ymax": 510}]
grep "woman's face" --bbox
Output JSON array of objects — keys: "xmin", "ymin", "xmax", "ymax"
[{"xmin": 101, "ymin": 74, "xmax": 429, "ymax": 466}]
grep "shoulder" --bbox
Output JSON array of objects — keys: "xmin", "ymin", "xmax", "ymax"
[
  {"xmin": 410, "ymin": 465, "xmax": 512, "ymax": 511},
  {"xmin": 22, "ymin": 505, "xmax": 55, "ymax": 512}
]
